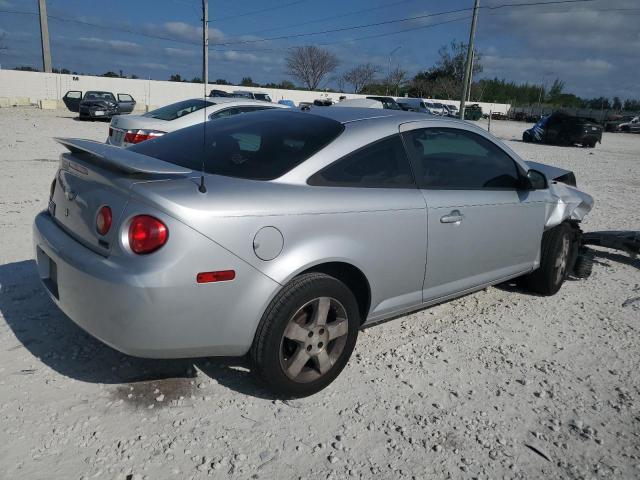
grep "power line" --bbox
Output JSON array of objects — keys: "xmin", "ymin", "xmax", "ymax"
[
  {"xmin": 0, "ymin": 0, "xmax": 612, "ymax": 53},
  {"xmin": 210, "ymin": 0, "xmax": 597, "ymax": 46},
  {"xmin": 239, "ymin": 0, "xmax": 419, "ymax": 37},
  {"xmin": 210, "ymin": 0, "xmax": 310, "ymax": 21}
]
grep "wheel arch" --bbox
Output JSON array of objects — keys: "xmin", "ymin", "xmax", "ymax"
[{"xmin": 290, "ymin": 261, "xmax": 372, "ymax": 324}]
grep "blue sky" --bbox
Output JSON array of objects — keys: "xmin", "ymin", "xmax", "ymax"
[{"xmin": 0, "ymin": 0, "xmax": 638, "ymax": 99}]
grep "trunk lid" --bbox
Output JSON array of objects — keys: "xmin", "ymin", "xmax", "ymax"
[
  {"xmin": 50, "ymin": 139, "xmax": 192, "ymax": 255},
  {"xmin": 109, "ymin": 115, "xmax": 168, "ymax": 147}
]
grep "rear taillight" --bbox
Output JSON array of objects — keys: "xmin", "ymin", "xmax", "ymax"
[
  {"xmin": 123, "ymin": 129, "xmax": 165, "ymax": 144},
  {"xmin": 108, "ymin": 127, "xmax": 113, "ymax": 137},
  {"xmin": 96, "ymin": 206, "xmax": 112, "ymax": 236},
  {"xmin": 128, "ymin": 215, "xmax": 168, "ymax": 254}
]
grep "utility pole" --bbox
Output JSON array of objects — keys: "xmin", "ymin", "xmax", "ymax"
[
  {"xmin": 202, "ymin": 0, "xmax": 208, "ymax": 90},
  {"xmin": 467, "ymin": 50, "xmax": 475, "ymax": 102},
  {"xmin": 38, "ymin": 0, "xmax": 52, "ymax": 73},
  {"xmin": 460, "ymin": 0, "xmax": 479, "ymax": 120},
  {"xmin": 386, "ymin": 46, "xmax": 401, "ymax": 95}
]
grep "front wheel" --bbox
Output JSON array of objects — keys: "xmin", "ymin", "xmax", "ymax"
[
  {"xmin": 250, "ymin": 273, "xmax": 360, "ymax": 397},
  {"xmin": 521, "ymin": 223, "xmax": 572, "ymax": 295}
]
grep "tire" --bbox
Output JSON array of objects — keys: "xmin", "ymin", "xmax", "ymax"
[
  {"xmin": 250, "ymin": 272, "xmax": 360, "ymax": 397},
  {"xmin": 523, "ymin": 132, "xmax": 532, "ymax": 143},
  {"xmin": 572, "ymin": 247, "xmax": 594, "ymax": 279},
  {"xmin": 522, "ymin": 223, "xmax": 572, "ymax": 295}
]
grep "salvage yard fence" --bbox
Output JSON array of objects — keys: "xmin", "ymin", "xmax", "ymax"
[{"xmin": 0, "ymin": 69, "xmax": 512, "ymax": 114}]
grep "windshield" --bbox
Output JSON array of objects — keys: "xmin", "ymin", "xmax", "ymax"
[
  {"xmin": 130, "ymin": 110, "xmax": 345, "ymax": 180},
  {"xmin": 254, "ymin": 93, "xmax": 272, "ymax": 102},
  {"xmin": 84, "ymin": 91, "xmax": 115, "ymax": 102},
  {"xmin": 535, "ymin": 116, "xmax": 549, "ymax": 128},
  {"xmin": 433, "ymin": 103, "xmax": 444, "ymax": 108},
  {"xmin": 233, "ymin": 91, "xmax": 253, "ymax": 99},
  {"xmin": 143, "ymin": 99, "xmax": 215, "ymax": 121}
]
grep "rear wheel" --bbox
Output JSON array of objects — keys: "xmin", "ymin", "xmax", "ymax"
[
  {"xmin": 523, "ymin": 131, "xmax": 532, "ymax": 142},
  {"xmin": 250, "ymin": 273, "xmax": 359, "ymax": 397},
  {"xmin": 521, "ymin": 223, "xmax": 572, "ymax": 295}
]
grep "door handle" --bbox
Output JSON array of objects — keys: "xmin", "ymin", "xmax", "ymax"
[{"xmin": 440, "ymin": 210, "xmax": 464, "ymax": 224}]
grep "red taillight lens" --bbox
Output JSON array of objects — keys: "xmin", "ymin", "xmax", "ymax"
[
  {"xmin": 123, "ymin": 129, "xmax": 165, "ymax": 144},
  {"xmin": 108, "ymin": 127, "xmax": 113, "ymax": 137},
  {"xmin": 128, "ymin": 215, "xmax": 168, "ymax": 254},
  {"xmin": 96, "ymin": 206, "xmax": 112, "ymax": 236},
  {"xmin": 196, "ymin": 270, "xmax": 236, "ymax": 283}
]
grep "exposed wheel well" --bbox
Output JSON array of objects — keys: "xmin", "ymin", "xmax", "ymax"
[{"xmin": 298, "ymin": 262, "xmax": 371, "ymax": 324}]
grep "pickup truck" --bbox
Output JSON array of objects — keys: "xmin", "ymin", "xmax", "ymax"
[{"xmin": 62, "ymin": 90, "xmax": 136, "ymax": 120}]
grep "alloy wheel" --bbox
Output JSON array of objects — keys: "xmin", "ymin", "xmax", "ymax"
[{"xmin": 279, "ymin": 297, "xmax": 349, "ymax": 383}]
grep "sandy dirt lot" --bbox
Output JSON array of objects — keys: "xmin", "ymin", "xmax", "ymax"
[{"xmin": 0, "ymin": 107, "xmax": 639, "ymax": 480}]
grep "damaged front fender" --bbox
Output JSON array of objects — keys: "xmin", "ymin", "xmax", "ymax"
[{"xmin": 525, "ymin": 160, "xmax": 594, "ymax": 228}]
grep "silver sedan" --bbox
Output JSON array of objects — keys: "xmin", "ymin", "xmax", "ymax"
[
  {"xmin": 107, "ymin": 97, "xmax": 286, "ymax": 147},
  {"xmin": 34, "ymin": 108, "xmax": 593, "ymax": 396}
]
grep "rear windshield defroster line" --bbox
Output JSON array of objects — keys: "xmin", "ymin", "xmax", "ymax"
[{"xmin": 130, "ymin": 110, "xmax": 345, "ymax": 181}]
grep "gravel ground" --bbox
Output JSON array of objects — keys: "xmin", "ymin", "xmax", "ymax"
[{"xmin": 0, "ymin": 108, "xmax": 639, "ymax": 480}]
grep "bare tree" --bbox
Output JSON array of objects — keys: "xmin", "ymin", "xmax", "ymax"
[
  {"xmin": 385, "ymin": 66, "xmax": 407, "ymax": 96},
  {"xmin": 286, "ymin": 46, "xmax": 338, "ymax": 91},
  {"xmin": 342, "ymin": 63, "xmax": 378, "ymax": 94}
]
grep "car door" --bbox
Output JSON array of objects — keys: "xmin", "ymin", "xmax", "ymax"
[
  {"xmin": 117, "ymin": 93, "xmax": 136, "ymax": 114},
  {"xmin": 307, "ymin": 134, "xmax": 427, "ymax": 320},
  {"xmin": 62, "ymin": 90, "xmax": 82, "ymax": 112},
  {"xmin": 400, "ymin": 124, "xmax": 547, "ymax": 303}
]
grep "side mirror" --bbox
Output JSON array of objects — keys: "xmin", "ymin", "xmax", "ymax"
[{"xmin": 524, "ymin": 169, "xmax": 548, "ymax": 190}]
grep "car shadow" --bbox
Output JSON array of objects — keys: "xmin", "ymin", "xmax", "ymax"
[
  {"xmin": 591, "ymin": 248, "xmax": 640, "ymax": 270},
  {"xmin": 0, "ymin": 260, "xmax": 277, "ymax": 400}
]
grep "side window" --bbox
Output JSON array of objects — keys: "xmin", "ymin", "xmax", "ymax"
[
  {"xmin": 308, "ymin": 135, "xmax": 415, "ymax": 188},
  {"xmin": 210, "ymin": 107, "xmax": 241, "ymax": 119},
  {"xmin": 402, "ymin": 128, "xmax": 521, "ymax": 190},
  {"xmin": 118, "ymin": 94, "xmax": 134, "ymax": 102}
]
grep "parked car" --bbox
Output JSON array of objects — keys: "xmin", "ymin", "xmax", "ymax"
[
  {"xmin": 36, "ymin": 107, "xmax": 593, "ymax": 397},
  {"xmin": 107, "ymin": 98, "xmax": 286, "ymax": 147},
  {"xmin": 313, "ymin": 98, "xmax": 334, "ymax": 106},
  {"xmin": 333, "ymin": 98, "xmax": 383, "ymax": 109},
  {"xmin": 463, "ymin": 104, "xmax": 483, "ymax": 120},
  {"xmin": 365, "ymin": 96, "xmax": 402, "ymax": 110},
  {"xmin": 617, "ymin": 116, "xmax": 640, "ymax": 133},
  {"xmin": 278, "ymin": 99, "xmax": 296, "ymax": 108},
  {"xmin": 62, "ymin": 90, "xmax": 136, "ymax": 120},
  {"xmin": 233, "ymin": 90, "xmax": 272, "ymax": 102},
  {"xmin": 422, "ymin": 100, "xmax": 444, "ymax": 115},
  {"xmin": 396, "ymin": 98, "xmax": 431, "ymax": 113},
  {"xmin": 208, "ymin": 89, "xmax": 233, "ymax": 98},
  {"xmin": 442, "ymin": 103, "xmax": 459, "ymax": 117},
  {"xmin": 523, "ymin": 112, "xmax": 603, "ymax": 147}
]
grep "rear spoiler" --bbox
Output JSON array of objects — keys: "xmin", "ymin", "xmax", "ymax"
[{"xmin": 55, "ymin": 138, "xmax": 192, "ymax": 175}]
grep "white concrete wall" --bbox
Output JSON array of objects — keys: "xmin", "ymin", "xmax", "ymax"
[{"xmin": 0, "ymin": 69, "xmax": 511, "ymax": 114}]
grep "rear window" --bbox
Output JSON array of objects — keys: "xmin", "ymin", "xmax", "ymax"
[
  {"xmin": 84, "ymin": 91, "xmax": 115, "ymax": 101},
  {"xmin": 130, "ymin": 110, "xmax": 345, "ymax": 180},
  {"xmin": 144, "ymin": 99, "xmax": 215, "ymax": 121}
]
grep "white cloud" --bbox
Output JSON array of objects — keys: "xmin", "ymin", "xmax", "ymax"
[{"xmin": 77, "ymin": 37, "xmax": 141, "ymax": 56}]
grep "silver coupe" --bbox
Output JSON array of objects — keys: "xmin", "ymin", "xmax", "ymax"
[{"xmin": 34, "ymin": 108, "xmax": 593, "ymax": 396}]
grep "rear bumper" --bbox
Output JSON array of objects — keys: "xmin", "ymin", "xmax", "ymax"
[{"xmin": 33, "ymin": 211, "xmax": 280, "ymax": 358}]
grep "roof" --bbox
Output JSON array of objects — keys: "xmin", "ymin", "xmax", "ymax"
[{"xmin": 303, "ymin": 106, "xmax": 434, "ymax": 124}]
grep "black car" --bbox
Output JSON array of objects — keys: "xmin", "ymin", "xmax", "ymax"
[
  {"xmin": 523, "ymin": 112, "xmax": 603, "ymax": 148},
  {"xmin": 208, "ymin": 89, "xmax": 233, "ymax": 98},
  {"xmin": 62, "ymin": 90, "xmax": 136, "ymax": 120}
]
